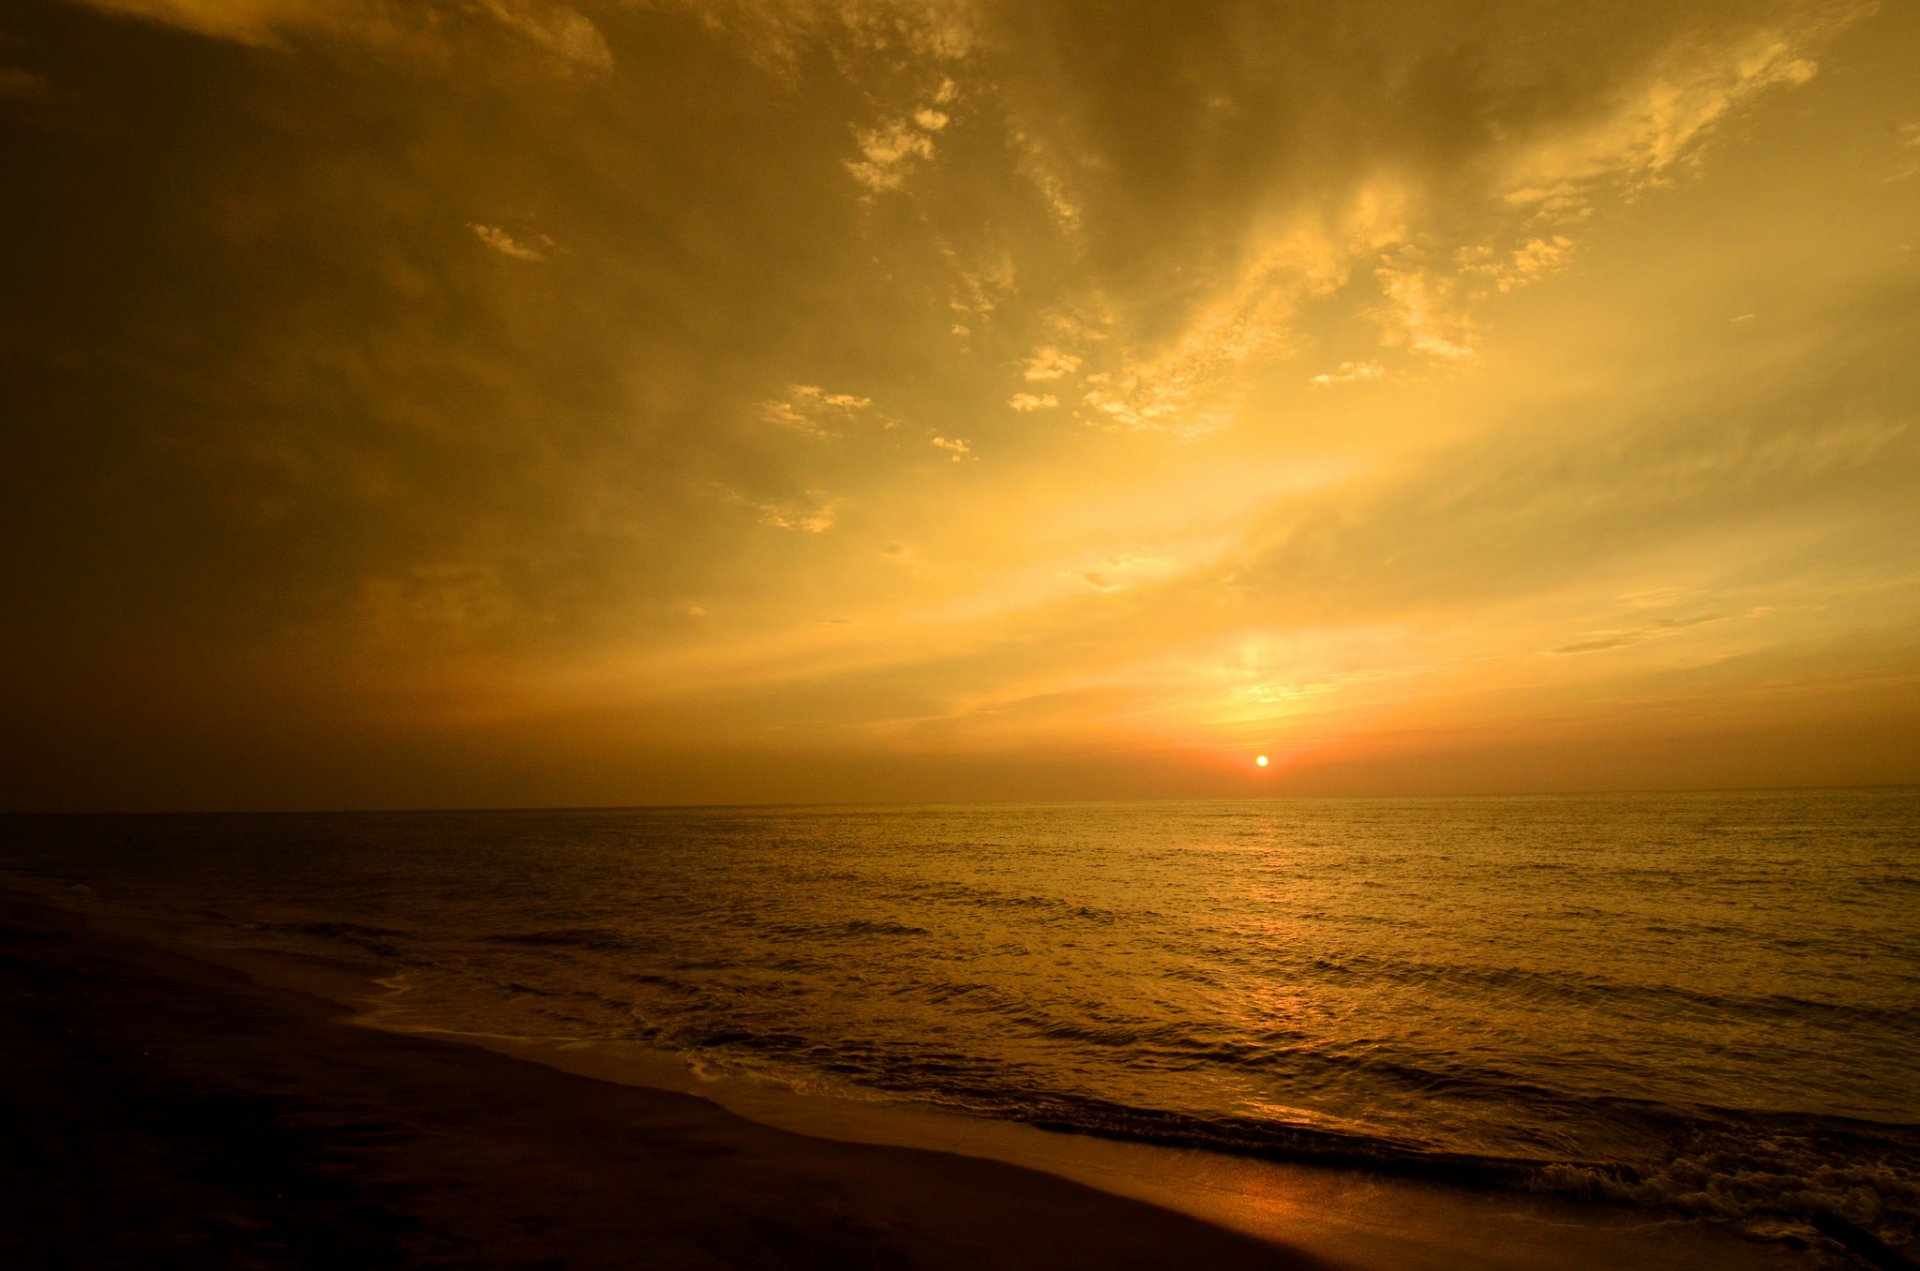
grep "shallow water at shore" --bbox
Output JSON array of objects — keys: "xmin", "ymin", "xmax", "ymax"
[{"xmin": 4, "ymin": 789, "xmax": 1916, "ymax": 1259}]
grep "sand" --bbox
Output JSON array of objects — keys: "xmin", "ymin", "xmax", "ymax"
[{"xmin": 0, "ymin": 890, "xmax": 1335, "ymax": 1269}]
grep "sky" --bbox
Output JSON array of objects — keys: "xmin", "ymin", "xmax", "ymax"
[{"xmin": 2, "ymin": 0, "xmax": 1917, "ymax": 810}]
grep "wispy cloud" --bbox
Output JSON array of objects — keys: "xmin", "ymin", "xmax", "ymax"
[
  {"xmin": 70, "ymin": 0, "xmax": 613, "ymax": 70},
  {"xmin": 0, "ymin": 67, "xmax": 52, "ymax": 101},
  {"xmin": 756, "ymin": 492, "xmax": 840, "ymax": 533},
  {"xmin": 1375, "ymin": 252, "xmax": 1476, "ymax": 360},
  {"xmin": 1308, "ymin": 360, "xmax": 1385, "ymax": 388},
  {"xmin": 847, "ymin": 119, "xmax": 936, "ymax": 191},
  {"xmin": 1502, "ymin": 28, "xmax": 1826, "ymax": 216},
  {"xmin": 759, "ymin": 385, "xmax": 880, "ymax": 436},
  {"xmin": 1889, "ymin": 121, "xmax": 1920, "ymax": 182},
  {"xmin": 1458, "ymin": 236, "xmax": 1576, "ymax": 295},
  {"xmin": 1020, "ymin": 345, "xmax": 1081, "ymax": 381},
  {"xmin": 655, "ymin": 1, "xmax": 974, "ymax": 76},
  {"xmin": 469, "ymin": 223, "xmax": 551, "ymax": 261},
  {"xmin": 1548, "ymin": 613, "xmax": 1731, "ymax": 656},
  {"xmin": 358, "ymin": 564, "xmax": 513, "ymax": 648},
  {"xmin": 847, "ymin": 79, "xmax": 958, "ymax": 192},
  {"xmin": 476, "ymin": 0, "xmax": 612, "ymax": 72}
]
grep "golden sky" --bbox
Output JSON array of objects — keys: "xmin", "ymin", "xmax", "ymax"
[{"xmin": 3, "ymin": 0, "xmax": 1917, "ymax": 809}]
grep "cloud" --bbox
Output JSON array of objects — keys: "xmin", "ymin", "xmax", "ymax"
[
  {"xmin": 0, "ymin": 67, "xmax": 53, "ymax": 101},
  {"xmin": 656, "ymin": 1, "xmax": 975, "ymax": 75},
  {"xmin": 1507, "ymin": 236, "xmax": 1575, "ymax": 285},
  {"xmin": 1234, "ymin": 394, "xmax": 1916, "ymax": 629},
  {"xmin": 358, "ymin": 564, "xmax": 513, "ymax": 648},
  {"xmin": 847, "ymin": 80, "xmax": 959, "ymax": 192},
  {"xmin": 949, "ymin": 256, "xmax": 1015, "ymax": 325},
  {"xmin": 1890, "ymin": 121, "xmax": 1920, "ymax": 182},
  {"xmin": 1375, "ymin": 252, "xmax": 1476, "ymax": 360},
  {"xmin": 1502, "ymin": 28, "xmax": 1827, "ymax": 216},
  {"xmin": 1008, "ymin": 392, "xmax": 1057, "ymax": 412},
  {"xmin": 67, "ymin": 0, "xmax": 612, "ymax": 71},
  {"xmin": 1548, "ymin": 613, "xmax": 1730, "ymax": 656},
  {"xmin": 1458, "ymin": 236, "xmax": 1575, "ymax": 294},
  {"xmin": 756, "ymin": 492, "xmax": 839, "ymax": 533},
  {"xmin": 469, "ymin": 223, "xmax": 550, "ymax": 261},
  {"xmin": 65, "ymin": 0, "xmax": 371, "ymax": 47},
  {"xmin": 947, "ymin": 2, "xmax": 1860, "ymax": 444},
  {"xmin": 1070, "ymin": 261, "xmax": 1302, "ymax": 431},
  {"xmin": 930, "ymin": 436, "xmax": 971, "ymax": 461},
  {"xmin": 847, "ymin": 119, "xmax": 936, "ymax": 191},
  {"xmin": 1074, "ymin": 551, "xmax": 1175, "ymax": 594},
  {"xmin": 475, "ymin": 0, "xmax": 611, "ymax": 72},
  {"xmin": 1020, "ymin": 345, "xmax": 1081, "ymax": 381},
  {"xmin": 1365, "ymin": 234, "xmax": 1573, "ymax": 371},
  {"xmin": 1079, "ymin": 368, "xmax": 1222, "ymax": 434},
  {"xmin": 1308, "ymin": 360, "xmax": 1385, "ymax": 388},
  {"xmin": 759, "ymin": 384, "xmax": 880, "ymax": 435}
]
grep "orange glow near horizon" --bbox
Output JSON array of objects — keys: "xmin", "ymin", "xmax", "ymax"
[{"xmin": 2, "ymin": 0, "xmax": 1918, "ymax": 810}]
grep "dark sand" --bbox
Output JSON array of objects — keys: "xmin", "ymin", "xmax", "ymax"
[{"xmin": 0, "ymin": 891, "xmax": 1335, "ymax": 1269}]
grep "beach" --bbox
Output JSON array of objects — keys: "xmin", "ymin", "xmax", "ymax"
[
  {"xmin": 0, "ymin": 888, "xmax": 1342, "ymax": 1269},
  {"xmin": 4, "ymin": 877, "xmax": 1849, "ymax": 1271}
]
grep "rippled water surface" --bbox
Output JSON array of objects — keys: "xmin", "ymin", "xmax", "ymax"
[{"xmin": 5, "ymin": 789, "xmax": 1917, "ymax": 1249}]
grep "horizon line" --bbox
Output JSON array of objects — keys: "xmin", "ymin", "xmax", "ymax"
[{"xmin": 4, "ymin": 780, "xmax": 1915, "ymax": 819}]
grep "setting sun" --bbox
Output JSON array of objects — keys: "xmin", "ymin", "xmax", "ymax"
[{"xmin": 1256, "ymin": 756, "xmax": 1270, "ymax": 768}]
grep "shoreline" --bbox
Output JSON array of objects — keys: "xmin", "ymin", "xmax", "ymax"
[
  {"xmin": 0, "ymin": 887, "xmax": 1327, "ymax": 1270},
  {"xmin": 0, "ymin": 881, "xmax": 1817, "ymax": 1270}
]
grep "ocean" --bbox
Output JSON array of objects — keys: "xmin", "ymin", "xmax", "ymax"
[{"xmin": 3, "ymin": 789, "xmax": 1915, "ymax": 1259}]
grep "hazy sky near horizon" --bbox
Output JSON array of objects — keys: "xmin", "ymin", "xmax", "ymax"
[{"xmin": 3, "ymin": 0, "xmax": 1918, "ymax": 809}]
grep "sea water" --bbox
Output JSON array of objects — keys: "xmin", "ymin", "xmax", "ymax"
[{"xmin": 3, "ymin": 789, "xmax": 1915, "ymax": 1257}]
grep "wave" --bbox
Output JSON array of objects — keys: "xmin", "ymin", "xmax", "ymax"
[
  {"xmin": 881, "ymin": 876, "xmax": 1134, "ymax": 926},
  {"xmin": 1238, "ymin": 947, "xmax": 1918, "ymax": 1033},
  {"xmin": 477, "ymin": 927, "xmax": 633, "ymax": 952},
  {"xmin": 239, "ymin": 919, "xmax": 410, "ymax": 956},
  {"xmin": 761, "ymin": 918, "xmax": 931, "ymax": 940},
  {"xmin": 1531, "ymin": 1117, "xmax": 1920, "ymax": 1259},
  {"xmin": 995, "ymin": 1091, "xmax": 1920, "ymax": 1255},
  {"xmin": 637, "ymin": 1000, "xmax": 1917, "ymax": 1257}
]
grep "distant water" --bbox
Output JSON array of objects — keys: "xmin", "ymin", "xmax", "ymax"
[{"xmin": 4, "ymin": 790, "xmax": 1917, "ymax": 1255}]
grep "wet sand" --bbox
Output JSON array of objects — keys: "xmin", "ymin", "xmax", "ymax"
[{"xmin": 0, "ymin": 890, "xmax": 1333, "ymax": 1269}]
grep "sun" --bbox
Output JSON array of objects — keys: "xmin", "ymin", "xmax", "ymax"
[{"xmin": 1255, "ymin": 755, "xmax": 1269, "ymax": 768}]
